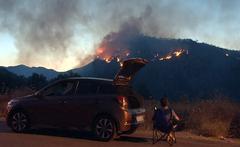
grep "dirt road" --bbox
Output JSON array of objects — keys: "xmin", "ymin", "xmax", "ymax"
[{"xmin": 0, "ymin": 118, "xmax": 239, "ymax": 147}]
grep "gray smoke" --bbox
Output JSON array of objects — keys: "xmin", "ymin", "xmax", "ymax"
[
  {"xmin": 0, "ymin": 0, "xmax": 87, "ymax": 69},
  {"xmin": 0, "ymin": 0, "xmax": 239, "ymax": 70}
]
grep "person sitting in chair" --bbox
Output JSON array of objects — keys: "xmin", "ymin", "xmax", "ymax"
[{"xmin": 152, "ymin": 96, "xmax": 180, "ymax": 134}]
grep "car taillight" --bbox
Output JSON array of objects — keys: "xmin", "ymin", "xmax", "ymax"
[{"xmin": 117, "ymin": 96, "xmax": 128, "ymax": 109}]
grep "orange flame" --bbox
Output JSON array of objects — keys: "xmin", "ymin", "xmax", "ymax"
[
  {"xmin": 96, "ymin": 46, "xmax": 186, "ymax": 65},
  {"xmin": 117, "ymin": 57, "xmax": 120, "ymax": 62},
  {"xmin": 96, "ymin": 46, "xmax": 131, "ymax": 67},
  {"xmin": 157, "ymin": 49, "xmax": 186, "ymax": 61},
  {"xmin": 103, "ymin": 57, "xmax": 112, "ymax": 63},
  {"xmin": 173, "ymin": 49, "xmax": 185, "ymax": 57},
  {"xmin": 120, "ymin": 62, "xmax": 123, "ymax": 67}
]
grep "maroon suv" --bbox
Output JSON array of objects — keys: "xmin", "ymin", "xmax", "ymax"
[{"xmin": 5, "ymin": 58, "xmax": 148, "ymax": 141}]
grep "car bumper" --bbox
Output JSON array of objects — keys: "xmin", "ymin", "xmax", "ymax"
[{"xmin": 118, "ymin": 108, "xmax": 145, "ymax": 133}]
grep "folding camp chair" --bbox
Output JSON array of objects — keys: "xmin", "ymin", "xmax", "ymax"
[
  {"xmin": 152, "ymin": 124, "xmax": 177, "ymax": 145},
  {"xmin": 152, "ymin": 107, "xmax": 177, "ymax": 146}
]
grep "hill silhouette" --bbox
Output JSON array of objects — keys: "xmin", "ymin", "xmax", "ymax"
[
  {"xmin": 2, "ymin": 36, "xmax": 240, "ymax": 99},
  {"xmin": 72, "ymin": 36, "xmax": 240, "ymax": 100},
  {"xmin": 6, "ymin": 65, "xmax": 59, "ymax": 80}
]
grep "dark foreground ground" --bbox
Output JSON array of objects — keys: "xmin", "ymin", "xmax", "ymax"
[{"xmin": 0, "ymin": 118, "xmax": 239, "ymax": 147}]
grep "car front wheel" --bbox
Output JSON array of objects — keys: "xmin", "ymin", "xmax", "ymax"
[{"xmin": 9, "ymin": 111, "xmax": 30, "ymax": 133}]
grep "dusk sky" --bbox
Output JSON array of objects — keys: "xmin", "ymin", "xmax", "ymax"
[{"xmin": 0, "ymin": 0, "xmax": 240, "ymax": 71}]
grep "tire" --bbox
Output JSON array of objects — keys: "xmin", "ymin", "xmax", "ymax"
[
  {"xmin": 9, "ymin": 111, "xmax": 30, "ymax": 133},
  {"xmin": 93, "ymin": 116, "xmax": 115, "ymax": 141}
]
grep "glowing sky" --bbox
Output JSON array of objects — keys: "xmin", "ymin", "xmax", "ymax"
[{"xmin": 0, "ymin": 0, "xmax": 240, "ymax": 71}]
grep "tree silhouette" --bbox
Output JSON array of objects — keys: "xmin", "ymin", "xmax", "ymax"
[{"xmin": 27, "ymin": 73, "xmax": 47, "ymax": 91}]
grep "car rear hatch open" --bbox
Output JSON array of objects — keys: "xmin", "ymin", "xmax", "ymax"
[{"xmin": 113, "ymin": 58, "xmax": 148, "ymax": 85}]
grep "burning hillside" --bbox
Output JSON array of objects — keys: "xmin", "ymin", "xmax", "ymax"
[
  {"xmin": 74, "ymin": 21, "xmax": 238, "ymax": 100},
  {"xmin": 95, "ymin": 22, "xmax": 189, "ymax": 66},
  {"xmin": 96, "ymin": 46, "xmax": 188, "ymax": 66},
  {"xmin": 158, "ymin": 49, "xmax": 187, "ymax": 61}
]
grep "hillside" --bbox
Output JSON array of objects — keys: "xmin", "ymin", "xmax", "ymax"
[
  {"xmin": 72, "ymin": 37, "xmax": 240, "ymax": 100},
  {"xmin": 5, "ymin": 65, "xmax": 59, "ymax": 80},
  {"xmin": 2, "ymin": 36, "xmax": 240, "ymax": 99}
]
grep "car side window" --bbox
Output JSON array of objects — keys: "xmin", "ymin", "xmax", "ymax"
[
  {"xmin": 43, "ymin": 81, "xmax": 76, "ymax": 96},
  {"xmin": 76, "ymin": 81, "xmax": 99, "ymax": 95},
  {"xmin": 98, "ymin": 84, "xmax": 116, "ymax": 94}
]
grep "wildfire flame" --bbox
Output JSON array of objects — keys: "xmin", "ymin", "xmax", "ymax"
[
  {"xmin": 117, "ymin": 57, "xmax": 120, "ymax": 62},
  {"xmin": 104, "ymin": 57, "xmax": 112, "ymax": 63},
  {"xmin": 173, "ymin": 50, "xmax": 183, "ymax": 57},
  {"xmin": 96, "ymin": 46, "xmax": 187, "ymax": 66},
  {"xmin": 158, "ymin": 49, "xmax": 186, "ymax": 61},
  {"xmin": 120, "ymin": 62, "xmax": 123, "ymax": 67},
  {"xmin": 96, "ymin": 45, "xmax": 132, "ymax": 66}
]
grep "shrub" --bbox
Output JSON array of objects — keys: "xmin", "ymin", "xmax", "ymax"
[
  {"xmin": 186, "ymin": 98, "xmax": 239, "ymax": 137},
  {"xmin": 143, "ymin": 97, "xmax": 240, "ymax": 138},
  {"xmin": 0, "ymin": 87, "xmax": 33, "ymax": 117},
  {"xmin": 229, "ymin": 113, "xmax": 240, "ymax": 138},
  {"xmin": 0, "ymin": 95, "xmax": 9, "ymax": 117}
]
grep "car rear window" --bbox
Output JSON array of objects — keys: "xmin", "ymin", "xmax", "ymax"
[
  {"xmin": 116, "ymin": 86, "xmax": 134, "ymax": 95},
  {"xmin": 128, "ymin": 96, "xmax": 140, "ymax": 109},
  {"xmin": 116, "ymin": 86, "xmax": 141, "ymax": 109},
  {"xmin": 98, "ymin": 84, "xmax": 142, "ymax": 108}
]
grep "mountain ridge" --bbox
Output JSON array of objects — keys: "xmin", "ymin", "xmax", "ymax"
[{"xmin": 2, "ymin": 37, "xmax": 240, "ymax": 99}]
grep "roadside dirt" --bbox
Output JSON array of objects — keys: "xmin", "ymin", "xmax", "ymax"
[{"xmin": 0, "ymin": 118, "xmax": 239, "ymax": 147}]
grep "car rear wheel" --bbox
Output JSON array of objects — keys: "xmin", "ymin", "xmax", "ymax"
[
  {"xmin": 9, "ymin": 111, "xmax": 30, "ymax": 133},
  {"xmin": 94, "ymin": 116, "xmax": 115, "ymax": 141}
]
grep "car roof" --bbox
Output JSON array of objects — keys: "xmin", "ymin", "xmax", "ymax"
[
  {"xmin": 61, "ymin": 77, "xmax": 113, "ymax": 83},
  {"xmin": 36, "ymin": 77, "xmax": 126, "ymax": 95},
  {"xmin": 39, "ymin": 77, "xmax": 113, "ymax": 90}
]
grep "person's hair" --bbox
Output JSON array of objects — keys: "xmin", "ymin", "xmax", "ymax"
[{"xmin": 160, "ymin": 97, "xmax": 169, "ymax": 107}]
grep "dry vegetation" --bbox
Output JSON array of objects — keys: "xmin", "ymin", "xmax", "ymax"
[
  {"xmin": 143, "ymin": 96, "xmax": 240, "ymax": 138},
  {"xmin": 0, "ymin": 88, "xmax": 33, "ymax": 117},
  {"xmin": 1, "ymin": 90, "xmax": 240, "ymax": 138},
  {"xmin": 0, "ymin": 95, "xmax": 9, "ymax": 117}
]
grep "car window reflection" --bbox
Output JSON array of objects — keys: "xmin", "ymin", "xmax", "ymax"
[{"xmin": 43, "ymin": 81, "xmax": 75, "ymax": 96}]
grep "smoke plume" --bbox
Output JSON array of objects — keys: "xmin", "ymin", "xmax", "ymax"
[{"xmin": 0, "ymin": 0, "xmax": 239, "ymax": 70}]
